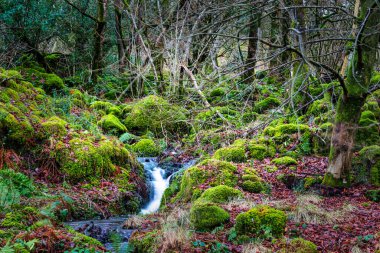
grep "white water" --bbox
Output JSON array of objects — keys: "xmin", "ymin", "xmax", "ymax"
[{"xmin": 138, "ymin": 158, "xmax": 195, "ymax": 214}]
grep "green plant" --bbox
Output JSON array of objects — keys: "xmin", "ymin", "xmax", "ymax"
[{"xmin": 0, "ymin": 169, "xmax": 35, "ymax": 208}]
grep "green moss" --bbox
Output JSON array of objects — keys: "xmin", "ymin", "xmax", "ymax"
[
  {"xmin": 90, "ymin": 101, "xmax": 114, "ymax": 112},
  {"xmin": 254, "ymin": 97, "xmax": 281, "ymax": 113},
  {"xmin": 190, "ymin": 202, "xmax": 230, "ymax": 230},
  {"xmin": 174, "ymin": 159, "xmax": 238, "ymax": 202},
  {"xmin": 131, "ymin": 139, "xmax": 161, "ymax": 157},
  {"xmin": 0, "ymin": 69, "xmax": 22, "ymax": 80},
  {"xmin": 125, "ymin": 95, "xmax": 188, "ymax": 136},
  {"xmin": 108, "ymin": 106, "xmax": 122, "ymax": 116},
  {"xmin": 264, "ymin": 124, "xmax": 310, "ymax": 137},
  {"xmin": 209, "ymin": 87, "xmax": 226, "ymax": 97},
  {"xmin": 213, "ymin": 146, "xmax": 246, "ymax": 162},
  {"xmin": 358, "ymin": 145, "xmax": 380, "ymax": 186},
  {"xmin": 53, "ymin": 137, "xmax": 139, "ymax": 182},
  {"xmin": 241, "ymin": 181, "xmax": 265, "ymax": 193},
  {"xmin": 278, "ymin": 238, "xmax": 318, "ymax": 253},
  {"xmin": 72, "ymin": 231, "xmax": 103, "ymax": 248},
  {"xmin": 241, "ymin": 174, "xmax": 261, "ymax": 182},
  {"xmin": 235, "ymin": 205, "xmax": 286, "ymax": 237},
  {"xmin": 322, "ymin": 173, "xmax": 349, "ymax": 187},
  {"xmin": 307, "ymin": 99, "xmax": 330, "ymax": 116},
  {"xmin": 0, "ymin": 103, "xmax": 34, "ymax": 144},
  {"xmin": 128, "ymin": 230, "xmax": 157, "ymax": 253},
  {"xmin": 248, "ymin": 143, "xmax": 276, "ymax": 160},
  {"xmin": 41, "ymin": 116, "xmax": 67, "ymax": 137},
  {"xmin": 195, "ymin": 185, "xmax": 242, "ymax": 204},
  {"xmin": 98, "ymin": 114, "xmax": 127, "ymax": 133},
  {"xmin": 43, "ymin": 73, "xmax": 65, "ymax": 90},
  {"xmin": 264, "ymin": 165, "xmax": 278, "ymax": 173},
  {"xmin": 272, "ymin": 156, "xmax": 297, "ymax": 166}
]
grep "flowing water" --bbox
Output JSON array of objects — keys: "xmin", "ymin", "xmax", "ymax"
[
  {"xmin": 66, "ymin": 157, "xmax": 195, "ymax": 251},
  {"xmin": 139, "ymin": 157, "xmax": 195, "ymax": 214}
]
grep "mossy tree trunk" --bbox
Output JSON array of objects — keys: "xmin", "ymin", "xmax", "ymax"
[{"xmin": 323, "ymin": 0, "xmax": 380, "ymax": 187}]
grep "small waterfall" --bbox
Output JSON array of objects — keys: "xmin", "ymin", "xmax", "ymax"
[{"xmin": 138, "ymin": 157, "xmax": 195, "ymax": 214}]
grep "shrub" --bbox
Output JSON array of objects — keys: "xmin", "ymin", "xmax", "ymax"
[
  {"xmin": 272, "ymin": 156, "xmax": 297, "ymax": 166},
  {"xmin": 98, "ymin": 114, "xmax": 127, "ymax": 133},
  {"xmin": 365, "ymin": 189, "xmax": 379, "ymax": 202},
  {"xmin": 131, "ymin": 139, "xmax": 161, "ymax": 157},
  {"xmin": 235, "ymin": 205, "xmax": 286, "ymax": 237},
  {"xmin": 190, "ymin": 202, "xmax": 230, "ymax": 230},
  {"xmin": 213, "ymin": 146, "xmax": 246, "ymax": 162}
]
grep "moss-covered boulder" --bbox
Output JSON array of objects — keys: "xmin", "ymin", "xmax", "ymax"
[
  {"xmin": 213, "ymin": 146, "xmax": 246, "ymax": 162},
  {"xmin": 356, "ymin": 110, "xmax": 379, "ymax": 147},
  {"xmin": 124, "ymin": 95, "xmax": 188, "ymax": 136},
  {"xmin": 235, "ymin": 205, "xmax": 286, "ymax": 237},
  {"xmin": 272, "ymin": 156, "xmax": 297, "ymax": 166},
  {"xmin": 41, "ymin": 116, "xmax": 68, "ymax": 137},
  {"xmin": 254, "ymin": 97, "xmax": 281, "ymax": 113},
  {"xmin": 131, "ymin": 139, "xmax": 161, "ymax": 157},
  {"xmin": 174, "ymin": 159, "xmax": 238, "ymax": 202},
  {"xmin": 278, "ymin": 238, "xmax": 318, "ymax": 253},
  {"xmin": 355, "ymin": 145, "xmax": 380, "ymax": 186},
  {"xmin": 248, "ymin": 142, "xmax": 276, "ymax": 160},
  {"xmin": 195, "ymin": 185, "xmax": 242, "ymax": 204},
  {"xmin": 240, "ymin": 171, "xmax": 266, "ymax": 193},
  {"xmin": 190, "ymin": 202, "xmax": 230, "ymax": 230},
  {"xmin": 52, "ymin": 137, "xmax": 141, "ymax": 182},
  {"xmin": 128, "ymin": 230, "xmax": 158, "ymax": 253},
  {"xmin": 98, "ymin": 114, "xmax": 127, "ymax": 133}
]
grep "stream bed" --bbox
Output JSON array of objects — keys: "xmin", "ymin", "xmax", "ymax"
[{"xmin": 66, "ymin": 157, "xmax": 195, "ymax": 251}]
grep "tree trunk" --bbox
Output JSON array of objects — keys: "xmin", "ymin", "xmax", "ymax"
[
  {"xmin": 323, "ymin": 0, "xmax": 380, "ymax": 187},
  {"xmin": 91, "ymin": 0, "xmax": 108, "ymax": 83},
  {"xmin": 244, "ymin": 12, "xmax": 260, "ymax": 83},
  {"xmin": 114, "ymin": 0, "xmax": 126, "ymax": 73}
]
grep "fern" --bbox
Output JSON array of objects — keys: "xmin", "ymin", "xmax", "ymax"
[{"xmin": 0, "ymin": 169, "xmax": 35, "ymax": 208}]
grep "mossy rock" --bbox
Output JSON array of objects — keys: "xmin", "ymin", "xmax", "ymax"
[
  {"xmin": 235, "ymin": 205, "xmax": 286, "ymax": 237},
  {"xmin": 241, "ymin": 180, "xmax": 265, "ymax": 193},
  {"xmin": 124, "ymin": 95, "xmax": 188, "ymax": 137},
  {"xmin": 53, "ymin": 137, "xmax": 141, "ymax": 182},
  {"xmin": 264, "ymin": 124, "xmax": 310, "ymax": 137},
  {"xmin": 248, "ymin": 143, "xmax": 276, "ymax": 160},
  {"xmin": 41, "ymin": 73, "xmax": 65, "ymax": 91},
  {"xmin": 131, "ymin": 139, "xmax": 161, "ymax": 157},
  {"xmin": 128, "ymin": 230, "xmax": 158, "ymax": 253},
  {"xmin": 213, "ymin": 146, "xmax": 246, "ymax": 162},
  {"xmin": 91, "ymin": 101, "xmax": 114, "ymax": 112},
  {"xmin": 357, "ymin": 145, "xmax": 380, "ymax": 186},
  {"xmin": 41, "ymin": 116, "xmax": 67, "ymax": 137},
  {"xmin": 278, "ymin": 238, "xmax": 318, "ymax": 253},
  {"xmin": 0, "ymin": 103, "xmax": 34, "ymax": 144},
  {"xmin": 98, "ymin": 114, "xmax": 127, "ymax": 133},
  {"xmin": 194, "ymin": 106, "xmax": 239, "ymax": 131},
  {"xmin": 254, "ymin": 97, "xmax": 281, "ymax": 113},
  {"xmin": 272, "ymin": 156, "xmax": 297, "ymax": 166},
  {"xmin": 195, "ymin": 185, "xmax": 243, "ymax": 204},
  {"xmin": 174, "ymin": 159, "xmax": 238, "ymax": 202},
  {"xmin": 241, "ymin": 174, "xmax": 261, "ymax": 182},
  {"xmin": 190, "ymin": 202, "xmax": 230, "ymax": 231}
]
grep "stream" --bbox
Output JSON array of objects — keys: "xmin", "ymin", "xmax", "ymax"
[{"xmin": 66, "ymin": 157, "xmax": 195, "ymax": 251}]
